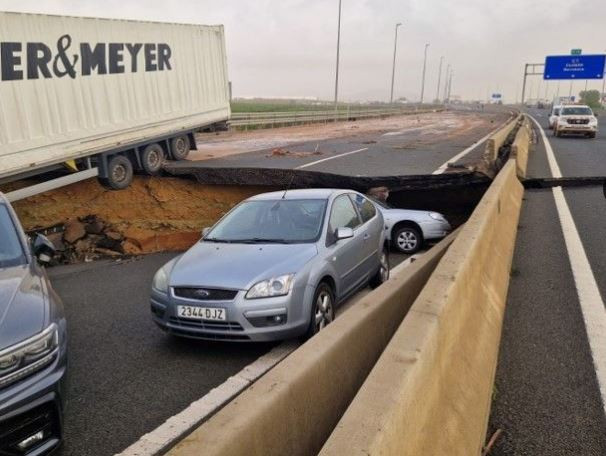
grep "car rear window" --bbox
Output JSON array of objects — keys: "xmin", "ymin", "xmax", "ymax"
[{"xmin": 350, "ymin": 194, "xmax": 376, "ymax": 223}]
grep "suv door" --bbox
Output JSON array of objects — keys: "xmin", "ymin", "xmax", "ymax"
[
  {"xmin": 327, "ymin": 194, "xmax": 365, "ymax": 299},
  {"xmin": 349, "ymin": 193, "xmax": 382, "ymax": 279}
]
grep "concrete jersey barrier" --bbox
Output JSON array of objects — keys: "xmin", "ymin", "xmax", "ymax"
[
  {"xmin": 483, "ymin": 114, "xmax": 521, "ymax": 172},
  {"xmin": 319, "ymin": 159, "xmax": 523, "ymax": 456},
  {"xmin": 167, "ymin": 232, "xmax": 457, "ymax": 456},
  {"xmin": 511, "ymin": 115, "xmax": 532, "ymax": 178}
]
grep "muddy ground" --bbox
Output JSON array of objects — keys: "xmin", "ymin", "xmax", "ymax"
[
  {"xmin": 190, "ymin": 110, "xmax": 502, "ymax": 162},
  {"xmin": 9, "ymin": 177, "xmax": 272, "ymax": 262}
]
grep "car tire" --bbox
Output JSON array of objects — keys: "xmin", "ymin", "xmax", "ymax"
[
  {"xmin": 304, "ymin": 283, "xmax": 335, "ymax": 340},
  {"xmin": 392, "ymin": 225, "xmax": 423, "ymax": 254},
  {"xmin": 369, "ymin": 247, "xmax": 390, "ymax": 289},
  {"xmin": 141, "ymin": 143, "xmax": 165, "ymax": 175},
  {"xmin": 170, "ymin": 135, "xmax": 191, "ymax": 160},
  {"xmin": 588, "ymin": 132, "xmax": 597, "ymax": 139},
  {"xmin": 102, "ymin": 155, "xmax": 133, "ymax": 190}
]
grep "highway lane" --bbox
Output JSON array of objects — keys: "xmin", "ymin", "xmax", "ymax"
[
  {"xmin": 488, "ymin": 108, "xmax": 606, "ymax": 454},
  {"xmin": 175, "ymin": 109, "xmax": 510, "ymax": 177},
  {"xmin": 52, "ymin": 250, "xmax": 411, "ymax": 456}
]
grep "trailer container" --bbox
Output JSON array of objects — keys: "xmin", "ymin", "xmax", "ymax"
[{"xmin": 0, "ymin": 11, "xmax": 230, "ymax": 198}]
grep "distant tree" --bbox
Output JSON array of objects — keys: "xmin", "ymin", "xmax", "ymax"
[{"xmin": 579, "ymin": 90, "xmax": 602, "ymax": 109}]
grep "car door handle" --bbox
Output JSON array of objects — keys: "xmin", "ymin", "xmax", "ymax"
[{"xmin": 363, "ymin": 233, "xmax": 371, "ymax": 240}]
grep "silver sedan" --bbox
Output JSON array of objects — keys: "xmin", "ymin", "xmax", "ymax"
[
  {"xmin": 150, "ymin": 189, "xmax": 389, "ymax": 342},
  {"xmin": 370, "ymin": 197, "xmax": 451, "ymax": 254}
]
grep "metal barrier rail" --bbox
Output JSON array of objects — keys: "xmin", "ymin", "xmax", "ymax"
[{"xmin": 229, "ymin": 105, "xmax": 444, "ymax": 128}]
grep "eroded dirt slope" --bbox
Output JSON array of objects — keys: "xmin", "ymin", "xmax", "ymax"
[{"xmin": 11, "ymin": 177, "xmax": 271, "ymax": 259}]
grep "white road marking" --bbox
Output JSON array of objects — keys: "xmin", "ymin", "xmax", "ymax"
[
  {"xmin": 116, "ymin": 342, "xmax": 297, "ymax": 456},
  {"xmin": 531, "ymin": 115, "xmax": 606, "ymax": 416},
  {"xmin": 296, "ymin": 147, "xmax": 368, "ymax": 169},
  {"xmin": 432, "ymin": 128, "xmax": 499, "ymax": 175}
]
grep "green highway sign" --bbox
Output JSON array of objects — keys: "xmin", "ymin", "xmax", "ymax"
[{"xmin": 571, "ymin": 49, "xmax": 582, "ymax": 55}]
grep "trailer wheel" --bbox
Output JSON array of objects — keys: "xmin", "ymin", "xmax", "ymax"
[
  {"xmin": 141, "ymin": 143, "xmax": 165, "ymax": 175},
  {"xmin": 170, "ymin": 135, "xmax": 190, "ymax": 160},
  {"xmin": 104, "ymin": 155, "xmax": 133, "ymax": 190}
]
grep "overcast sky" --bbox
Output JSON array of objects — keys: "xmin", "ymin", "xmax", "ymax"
[{"xmin": 1, "ymin": 0, "xmax": 605, "ymax": 102}]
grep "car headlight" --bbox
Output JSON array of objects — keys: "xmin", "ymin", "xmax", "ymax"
[
  {"xmin": 246, "ymin": 274, "xmax": 295, "ymax": 299},
  {"xmin": 590, "ymin": 118, "xmax": 598, "ymax": 126},
  {"xmin": 428, "ymin": 212, "xmax": 445, "ymax": 221},
  {"xmin": 0, "ymin": 323, "xmax": 59, "ymax": 389},
  {"xmin": 152, "ymin": 267, "xmax": 169, "ymax": 293}
]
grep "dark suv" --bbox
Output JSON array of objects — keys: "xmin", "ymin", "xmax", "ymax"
[{"xmin": 0, "ymin": 193, "xmax": 67, "ymax": 455}]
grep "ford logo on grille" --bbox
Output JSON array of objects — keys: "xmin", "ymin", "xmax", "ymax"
[{"xmin": 193, "ymin": 289, "xmax": 211, "ymax": 298}]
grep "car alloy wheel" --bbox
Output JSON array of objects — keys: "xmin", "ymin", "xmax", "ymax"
[
  {"xmin": 396, "ymin": 229, "xmax": 419, "ymax": 253},
  {"xmin": 314, "ymin": 289, "xmax": 334, "ymax": 332}
]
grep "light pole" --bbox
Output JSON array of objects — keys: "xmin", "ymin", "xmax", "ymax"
[
  {"xmin": 436, "ymin": 56, "xmax": 444, "ymax": 102},
  {"xmin": 420, "ymin": 43, "xmax": 430, "ymax": 103},
  {"xmin": 447, "ymin": 70, "xmax": 453, "ymax": 101},
  {"xmin": 334, "ymin": 0, "xmax": 342, "ymax": 111},
  {"xmin": 389, "ymin": 22, "xmax": 402, "ymax": 104},
  {"xmin": 443, "ymin": 63, "xmax": 450, "ymax": 100}
]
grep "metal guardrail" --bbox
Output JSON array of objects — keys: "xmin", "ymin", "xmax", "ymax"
[{"xmin": 229, "ymin": 105, "xmax": 444, "ymax": 128}]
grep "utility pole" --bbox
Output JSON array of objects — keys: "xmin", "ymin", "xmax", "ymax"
[
  {"xmin": 420, "ymin": 43, "xmax": 430, "ymax": 103},
  {"xmin": 334, "ymin": 0, "xmax": 342, "ymax": 112},
  {"xmin": 389, "ymin": 23, "xmax": 402, "ymax": 104},
  {"xmin": 436, "ymin": 56, "xmax": 444, "ymax": 102}
]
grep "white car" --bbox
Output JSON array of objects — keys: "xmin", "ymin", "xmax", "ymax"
[
  {"xmin": 553, "ymin": 105, "xmax": 598, "ymax": 138},
  {"xmin": 370, "ymin": 197, "xmax": 451, "ymax": 254},
  {"xmin": 548, "ymin": 105, "xmax": 562, "ymax": 129}
]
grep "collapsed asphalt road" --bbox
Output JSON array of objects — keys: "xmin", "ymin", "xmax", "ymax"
[
  {"xmin": 52, "ymin": 251, "xmax": 410, "ymax": 456},
  {"xmin": 169, "ymin": 108, "xmax": 512, "ymax": 179}
]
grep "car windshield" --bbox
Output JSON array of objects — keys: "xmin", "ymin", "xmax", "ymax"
[
  {"xmin": 206, "ymin": 199, "xmax": 327, "ymax": 243},
  {"xmin": 0, "ymin": 205, "xmax": 26, "ymax": 268},
  {"xmin": 561, "ymin": 107, "xmax": 593, "ymax": 116}
]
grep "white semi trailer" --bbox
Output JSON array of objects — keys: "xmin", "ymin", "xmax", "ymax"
[{"xmin": 0, "ymin": 11, "xmax": 231, "ymax": 200}]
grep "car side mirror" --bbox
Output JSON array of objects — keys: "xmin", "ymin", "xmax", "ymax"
[
  {"xmin": 335, "ymin": 227, "xmax": 354, "ymax": 241},
  {"xmin": 33, "ymin": 234, "xmax": 56, "ymax": 264},
  {"xmin": 202, "ymin": 227, "xmax": 211, "ymax": 237}
]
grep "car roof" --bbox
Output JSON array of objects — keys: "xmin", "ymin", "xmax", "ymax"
[
  {"xmin": 562, "ymin": 104, "xmax": 591, "ymax": 109},
  {"xmin": 248, "ymin": 188, "xmax": 353, "ymax": 201}
]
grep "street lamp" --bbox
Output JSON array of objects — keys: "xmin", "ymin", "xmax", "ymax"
[
  {"xmin": 420, "ymin": 43, "xmax": 430, "ymax": 103},
  {"xmin": 389, "ymin": 22, "xmax": 403, "ymax": 104},
  {"xmin": 443, "ymin": 63, "xmax": 450, "ymax": 100},
  {"xmin": 334, "ymin": 0, "xmax": 342, "ymax": 111},
  {"xmin": 436, "ymin": 56, "xmax": 444, "ymax": 103}
]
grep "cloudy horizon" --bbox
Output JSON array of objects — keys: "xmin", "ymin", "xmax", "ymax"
[{"xmin": 0, "ymin": 0, "xmax": 604, "ymax": 103}]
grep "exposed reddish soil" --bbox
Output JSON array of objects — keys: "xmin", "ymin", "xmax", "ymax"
[{"xmin": 10, "ymin": 177, "xmax": 272, "ymax": 260}]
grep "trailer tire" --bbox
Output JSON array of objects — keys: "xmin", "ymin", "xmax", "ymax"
[
  {"xmin": 170, "ymin": 135, "xmax": 190, "ymax": 160},
  {"xmin": 104, "ymin": 155, "xmax": 133, "ymax": 190},
  {"xmin": 141, "ymin": 143, "xmax": 165, "ymax": 175}
]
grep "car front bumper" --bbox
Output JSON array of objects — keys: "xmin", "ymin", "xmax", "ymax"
[
  {"xmin": 557, "ymin": 124, "xmax": 597, "ymax": 134},
  {"xmin": 0, "ymin": 334, "xmax": 67, "ymax": 456},
  {"xmin": 150, "ymin": 285, "xmax": 314, "ymax": 342}
]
